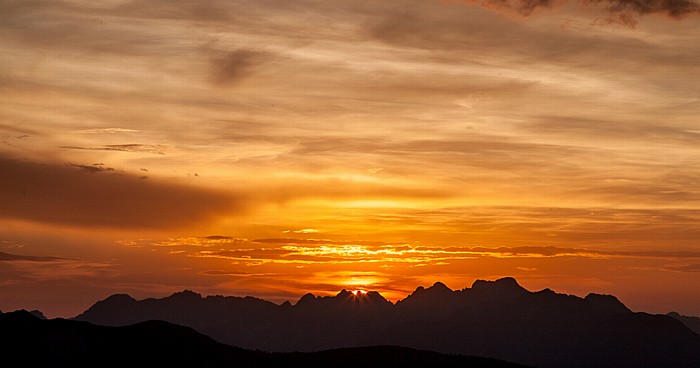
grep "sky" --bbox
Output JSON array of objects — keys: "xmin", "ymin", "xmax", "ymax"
[{"xmin": 1, "ymin": 0, "xmax": 700, "ymax": 318}]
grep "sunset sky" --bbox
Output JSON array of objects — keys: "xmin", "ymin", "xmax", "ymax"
[{"xmin": 2, "ymin": 0, "xmax": 700, "ymax": 318}]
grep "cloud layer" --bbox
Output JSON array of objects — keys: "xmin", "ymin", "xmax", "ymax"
[{"xmin": 0, "ymin": 156, "xmax": 241, "ymax": 228}]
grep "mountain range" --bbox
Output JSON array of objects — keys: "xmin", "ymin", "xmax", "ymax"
[
  {"xmin": 0, "ymin": 309, "xmax": 528, "ymax": 367},
  {"xmin": 74, "ymin": 277, "xmax": 700, "ymax": 368}
]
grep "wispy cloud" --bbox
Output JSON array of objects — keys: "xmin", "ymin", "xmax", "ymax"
[
  {"xmin": 76, "ymin": 128, "xmax": 139, "ymax": 134},
  {"xmin": 666, "ymin": 264, "xmax": 700, "ymax": 273},
  {"xmin": 71, "ymin": 164, "xmax": 116, "ymax": 173},
  {"xmin": 0, "ymin": 252, "xmax": 113, "ymax": 284},
  {"xmin": 283, "ymin": 229, "xmax": 319, "ymax": 234},
  {"xmin": 62, "ymin": 144, "xmax": 168, "ymax": 155}
]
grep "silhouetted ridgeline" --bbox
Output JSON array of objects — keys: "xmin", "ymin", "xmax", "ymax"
[
  {"xmin": 668, "ymin": 312, "xmax": 700, "ymax": 335},
  {"xmin": 0, "ymin": 310, "xmax": 528, "ymax": 368},
  {"xmin": 74, "ymin": 277, "xmax": 700, "ymax": 368}
]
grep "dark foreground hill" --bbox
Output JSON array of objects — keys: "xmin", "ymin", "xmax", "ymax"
[
  {"xmin": 0, "ymin": 310, "xmax": 528, "ymax": 368},
  {"xmin": 75, "ymin": 277, "xmax": 700, "ymax": 368}
]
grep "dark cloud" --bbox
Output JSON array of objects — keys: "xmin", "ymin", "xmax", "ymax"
[
  {"xmin": 457, "ymin": 0, "xmax": 700, "ymax": 24},
  {"xmin": 600, "ymin": 0, "xmax": 700, "ymax": 18},
  {"xmin": 203, "ymin": 235, "xmax": 233, "ymax": 240},
  {"xmin": 211, "ymin": 50, "xmax": 266, "ymax": 86},
  {"xmin": 0, "ymin": 251, "xmax": 69, "ymax": 262},
  {"xmin": 0, "ymin": 156, "xmax": 243, "ymax": 228},
  {"xmin": 465, "ymin": 0, "xmax": 555, "ymax": 15}
]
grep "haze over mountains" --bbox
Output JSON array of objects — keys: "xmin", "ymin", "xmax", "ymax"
[
  {"xmin": 668, "ymin": 312, "xmax": 700, "ymax": 335},
  {"xmin": 75, "ymin": 277, "xmax": 700, "ymax": 368}
]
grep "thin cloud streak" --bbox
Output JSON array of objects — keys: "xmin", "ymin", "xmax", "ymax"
[
  {"xmin": 153, "ymin": 235, "xmax": 700, "ymax": 266},
  {"xmin": 0, "ymin": 251, "xmax": 71, "ymax": 262},
  {"xmin": 454, "ymin": 0, "xmax": 700, "ymax": 24},
  {"xmin": 61, "ymin": 144, "xmax": 168, "ymax": 154}
]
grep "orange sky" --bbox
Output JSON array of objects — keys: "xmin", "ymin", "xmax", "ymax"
[{"xmin": 1, "ymin": 0, "xmax": 700, "ymax": 318}]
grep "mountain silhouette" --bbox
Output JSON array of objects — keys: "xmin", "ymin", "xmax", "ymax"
[
  {"xmin": 0, "ymin": 310, "xmax": 528, "ymax": 368},
  {"xmin": 668, "ymin": 312, "xmax": 700, "ymax": 335},
  {"xmin": 75, "ymin": 277, "xmax": 700, "ymax": 368}
]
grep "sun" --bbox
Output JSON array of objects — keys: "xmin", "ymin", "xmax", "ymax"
[{"xmin": 352, "ymin": 290, "xmax": 368, "ymax": 296}]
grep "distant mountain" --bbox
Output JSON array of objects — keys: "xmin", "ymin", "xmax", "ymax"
[
  {"xmin": 75, "ymin": 277, "xmax": 700, "ymax": 368},
  {"xmin": 668, "ymin": 312, "xmax": 700, "ymax": 335},
  {"xmin": 28, "ymin": 309, "xmax": 46, "ymax": 319},
  {"xmin": 0, "ymin": 310, "xmax": 528, "ymax": 368}
]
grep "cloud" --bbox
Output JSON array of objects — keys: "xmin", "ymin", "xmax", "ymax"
[
  {"xmin": 0, "ymin": 254, "xmax": 114, "ymax": 289},
  {"xmin": 77, "ymin": 128, "xmax": 139, "ymax": 134},
  {"xmin": 665, "ymin": 264, "xmax": 700, "ymax": 272},
  {"xmin": 517, "ymin": 266, "xmax": 538, "ymax": 271},
  {"xmin": 61, "ymin": 144, "xmax": 167, "ymax": 155},
  {"xmin": 71, "ymin": 164, "xmax": 116, "ymax": 173},
  {"xmin": 0, "ymin": 123, "xmax": 37, "ymax": 136},
  {"xmin": 199, "ymin": 270, "xmax": 277, "ymax": 277},
  {"xmin": 252, "ymin": 238, "xmax": 385, "ymax": 246},
  {"xmin": 460, "ymin": 0, "xmax": 555, "ymax": 16},
  {"xmin": 211, "ymin": 50, "xmax": 266, "ymax": 86},
  {"xmin": 0, "ymin": 156, "xmax": 243, "ymax": 228},
  {"xmin": 455, "ymin": 0, "xmax": 700, "ymax": 24},
  {"xmin": 526, "ymin": 117, "xmax": 700, "ymax": 145},
  {"xmin": 599, "ymin": 0, "xmax": 700, "ymax": 18},
  {"xmin": 283, "ymin": 229, "xmax": 319, "ymax": 234},
  {"xmin": 0, "ymin": 251, "xmax": 70, "ymax": 262}
]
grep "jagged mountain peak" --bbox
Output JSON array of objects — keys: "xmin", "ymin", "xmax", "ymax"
[
  {"xmin": 471, "ymin": 277, "xmax": 522, "ymax": 290},
  {"xmin": 29, "ymin": 310, "xmax": 46, "ymax": 319},
  {"xmin": 168, "ymin": 289, "xmax": 202, "ymax": 300},
  {"xmin": 406, "ymin": 281, "xmax": 453, "ymax": 298},
  {"xmin": 429, "ymin": 281, "xmax": 452, "ymax": 292},
  {"xmin": 336, "ymin": 289, "xmax": 353, "ymax": 298},
  {"xmin": 469, "ymin": 277, "xmax": 528, "ymax": 299},
  {"xmin": 296, "ymin": 293, "xmax": 317, "ymax": 306},
  {"xmin": 297, "ymin": 289, "xmax": 392, "ymax": 307}
]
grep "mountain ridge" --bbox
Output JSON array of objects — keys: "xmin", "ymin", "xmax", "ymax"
[{"xmin": 74, "ymin": 277, "xmax": 700, "ymax": 368}]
